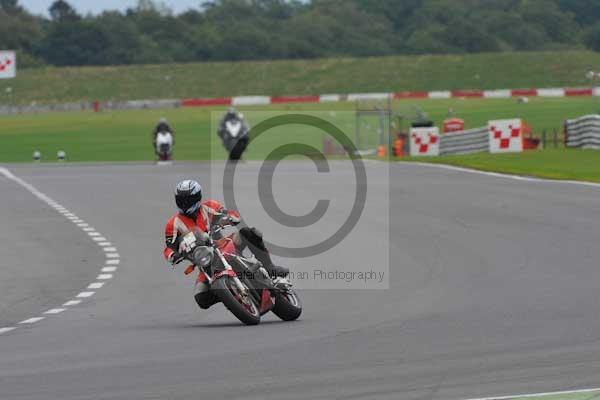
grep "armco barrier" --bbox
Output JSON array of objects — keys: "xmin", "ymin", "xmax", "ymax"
[
  {"xmin": 565, "ymin": 115, "xmax": 600, "ymax": 150},
  {"xmin": 439, "ymin": 126, "xmax": 489, "ymax": 155}
]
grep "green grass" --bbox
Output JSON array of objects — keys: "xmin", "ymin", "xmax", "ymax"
[
  {"xmin": 403, "ymin": 150, "xmax": 600, "ymax": 183},
  {"xmin": 0, "ymin": 103, "xmax": 356, "ymax": 162},
  {"xmin": 488, "ymin": 390, "xmax": 600, "ymax": 400},
  {"xmin": 2, "ymin": 51, "xmax": 600, "ymax": 105},
  {"xmin": 2, "ymin": 97, "xmax": 600, "ymax": 183}
]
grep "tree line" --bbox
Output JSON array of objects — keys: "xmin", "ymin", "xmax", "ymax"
[{"xmin": 2, "ymin": 0, "xmax": 600, "ymax": 68}]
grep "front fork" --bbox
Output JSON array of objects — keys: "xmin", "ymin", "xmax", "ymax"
[{"xmin": 212, "ymin": 249, "xmax": 250, "ymax": 297}]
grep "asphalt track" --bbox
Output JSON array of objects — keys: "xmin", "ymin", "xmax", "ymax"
[{"xmin": 1, "ymin": 161, "xmax": 600, "ymax": 400}]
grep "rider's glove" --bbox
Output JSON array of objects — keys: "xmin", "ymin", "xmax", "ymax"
[
  {"xmin": 227, "ymin": 210, "xmax": 241, "ymax": 225},
  {"xmin": 168, "ymin": 251, "xmax": 184, "ymax": 266}
]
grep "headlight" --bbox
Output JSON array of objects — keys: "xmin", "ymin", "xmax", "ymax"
[{"xmin": 192, "ymin": 246, "xmax": 213, "ymax": 267}]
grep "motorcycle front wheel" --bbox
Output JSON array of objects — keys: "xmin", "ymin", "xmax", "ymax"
[
  {"xmin": 272, "ymin": 290, "xmax": 302, "ymax": 321},
  {"xmin": 213, "ymin": 277, "xmax": 261, "ymax": 326}
]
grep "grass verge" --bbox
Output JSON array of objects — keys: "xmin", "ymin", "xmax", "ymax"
[
  {"xmin": 1, "ymin": 97, "xmax": 599, "ymax": 186},
  {"xmin": 402, "ymin": 149, "xmax": 600, "ymax": 183},
  {"xmin": 2, "ymin": 51, "xmax": 600, "ymax": 105}
]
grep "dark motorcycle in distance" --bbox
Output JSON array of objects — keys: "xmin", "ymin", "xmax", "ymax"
[
  {"xmin": 155, "ymin": 131, "xmax": 173, "ymax": 161},
  {"xmin": 177, "ymin": 216, "xmax": 302, "ymax": 325},
  {"xmin": 219, "ymin": 117, "xmax": 249, "ymax": 161}
]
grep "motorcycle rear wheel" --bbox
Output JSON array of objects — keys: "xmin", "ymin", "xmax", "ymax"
[{"xmin": 213, "ymin": 277, "xmax": 261, "ymax": 326}]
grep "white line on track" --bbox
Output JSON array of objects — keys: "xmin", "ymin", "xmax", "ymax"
[
  {"xmin": 464, "ymin": 387, "xmax": 600, "ymax": 400},
  {"xmin": 20, "ymin": 317, "xmax": 45, "ymax": 324},
  {"xmin": 0, "ymin": 167, "xmax": 121, "ymax": 336},
  {"xmin": 403, "ymin": 162, "xmax": 600, "ymax": 189},
  {"xmin": 44, "ymin": 308, "xmax": 66, "ymax": 315},
  {"xmin": 87, "ymin": 282, "xmax": 104, "ymax": 289}
]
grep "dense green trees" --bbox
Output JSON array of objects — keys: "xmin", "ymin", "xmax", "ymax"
[{"xmin": 2, "ymin": 0, "xmax": 600, "ymax": 67}]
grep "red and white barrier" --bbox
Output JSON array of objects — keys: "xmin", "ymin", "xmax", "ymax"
[
  {"xmin": 0, "ymin": 50, "xmax": 16, "ymax": 79},
  {"xmin": 483, "ymin": 90, "xmax": 511, "ymax": 99},
  {"xmin": 319, "ymin": 94, "xmax": 341, "ymax": 102},
  {"xmin": 232, "ymin": 96, "xmax": 271, "ymax": 106},
  {"xmin": 410, "ymin": 127, "xmax": 440, "ymax": 157},
  {"xmin": 428, "ymin": 91, "xmax": 452, "ymax": 99},
  {"xmin": 347, "ymin": 93, "xmax": 391, "ymax": 101},
  {"xmin": 177, "ymin": 85, "xmax": 600, "ymax": 108},
  {"xmin": 537, "ymin": 88, "xmax": 565, "ymax": 98},
  {"xmin": 489, "ymin": 119, "xmax": 524, "ymax": 153}
]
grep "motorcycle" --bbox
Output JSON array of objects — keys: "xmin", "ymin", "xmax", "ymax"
[
  {"xmin": 177, "ymin": 216, "xmax": 302, "ymax": 325},
  {"xmin": 219, "ymin": 117, "xmax": 249, "ymax": 161},
  {"xmin": 155, "ymin": 131, "xmax": 173, "ymax": 161}
]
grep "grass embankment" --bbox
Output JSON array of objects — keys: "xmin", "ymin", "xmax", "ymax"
[{"xmin": 2, "ymin": 51, "xmax": 600, "ymax": 105}]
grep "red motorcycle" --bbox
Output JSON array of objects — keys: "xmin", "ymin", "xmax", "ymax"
[{"xmin": 178, "ymin": 217, "xmax": 302, "ymax": 325}]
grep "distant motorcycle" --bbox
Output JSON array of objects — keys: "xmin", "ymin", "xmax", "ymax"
[
  {"xmin": 177, "ymin": 216, "xmax": 302, "ymax": 326},
  {"xmin": 219, "ymin": 117, "xmax": 249, "ymax": 161},
  {"xmin": 155, "ymin": 131, "xmax": 173, "ymax": 161}
]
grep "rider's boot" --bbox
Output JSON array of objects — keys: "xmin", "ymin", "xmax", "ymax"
[
  {"xmin": 194, "ymin": 273, "xmax": 219, "ymax": 309},
  {"xmin": 239, "ymin": 227, "xmax": 289, "ymax": 278}
]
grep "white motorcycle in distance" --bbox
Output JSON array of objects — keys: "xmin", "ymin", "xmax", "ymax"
[
  {"xmin": 155, "ymin": 131, "xmax": 173, "ymax": 162},
  {"xmin": 220, "ymin": 117, "xmax": 249, "ymax": 161}
]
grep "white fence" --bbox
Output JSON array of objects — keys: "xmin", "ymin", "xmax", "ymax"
[{"xmin": 565, "ymin": 115, "xmax": 600, "ymax": 150}]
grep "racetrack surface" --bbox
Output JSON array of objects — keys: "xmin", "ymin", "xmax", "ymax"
[{"xmin": 1, "ymin": 161, "xmax": 599, "ymax": 400}]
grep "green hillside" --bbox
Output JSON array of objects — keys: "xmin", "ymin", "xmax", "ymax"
[{"xmin": 2, "ymin": 51, "xmax": 600, "ymax": 106}]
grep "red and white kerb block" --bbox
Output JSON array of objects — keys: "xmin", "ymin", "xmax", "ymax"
[
  {"xmin": 410, "ymin": 127, "xmax": 440, "ymax": 156},
  {"xmin": 0, "ymin": 51, "xmax": 16, "ymax": 79},
  {"xmin": 488, "ymin": 119, "xmax": 523, "ymax": 153}
]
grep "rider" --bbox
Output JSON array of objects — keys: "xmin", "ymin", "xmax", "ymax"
[
  {"xmin": 152, "ymin": 117, "xmax": 174, "ymax": 150},
  {"xmin": 217, "ymin": 107, "xmax": 247, "ymax": 139},
  {"xmin": 163, "ymin": 180, "xmax": 289, "ymax": 310}
]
